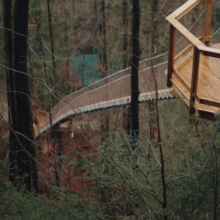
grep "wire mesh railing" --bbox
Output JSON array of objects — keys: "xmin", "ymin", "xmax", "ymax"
[{"xmin": 197, "ymin": 51, "xmax": 220, "ymax": 103}]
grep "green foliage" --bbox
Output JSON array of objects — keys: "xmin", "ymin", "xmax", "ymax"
[
  {"xmin": 1, "ymin": 103, "xmax": 220, "ymax": 219},
  {"xmin": 0, "ymin": 179, "xmax": 103, "ymax": 220}
]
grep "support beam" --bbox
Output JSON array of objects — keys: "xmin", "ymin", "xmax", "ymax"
[
  {"xmin": 189, "ymin": 47, "xmax": 200, "ymax": 114},
  {"xmin": 167, "ymin": 25, "xmax": 176, "ymax": 87},
  {"xmin": 198, "ymin": 98, "xmax": 220, "ymax": 108},
  {"xmin": 205, "ymin": 0, "xmax": 213, "ymax": 44},
  {"xmin": 173, "ymin": 0, "xmax": 199, "ymax": 20}
]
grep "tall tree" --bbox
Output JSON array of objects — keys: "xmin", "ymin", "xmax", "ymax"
[
  {"xmin": 131, "ymin": 0, "xmax": 140, "ymax": 146},
  {"xmin": 47, "ymin": 0, "xmax": 56, "ymax": 80},
  {"xmin": 101, "ymin": 0, "xmax": 108, "ymax": 78},
  {"xmin": 122, "ymin": 0, "xmax": 131, "ymax": 136},
  {"xmin": 100, "ymin": 0, "xmax": 110, "ymax": 135},
  {"xmin": 13, "ymin": 0, "xmax": 38, "ymax": 191},
  {"xmin": 93, "ymin": 0, "xmax": 98, "ymax": 54},
  {"xmin": 63, "ymin": 0, "xmax": 70, "ymax": 82},
  {"xmin": 2, "ymin": 0, "xmax": 18, "ymax": 186},
  {"xmin": 46, "ymin": 0, "xmax": 60, "ymax": 186},
  {"xmin": 151, "ymin": 0, "xmax": 159, "ymax": 56},
  {"xmin": 122, "ymin": 0, "xmax": 128, "ymax": 69},
  {"xmin": 149, "ymin": 0, "xmax": 159, "ymax": 158}
]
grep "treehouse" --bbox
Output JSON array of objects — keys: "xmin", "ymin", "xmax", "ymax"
[{"xmin": 166, "ymin": 0, "xmax": 220, "ymax": 120}]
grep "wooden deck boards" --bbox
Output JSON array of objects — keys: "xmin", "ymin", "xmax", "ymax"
[{"xmin": 172, "ymin": 43, "xmax": 220, "ymax": 115}]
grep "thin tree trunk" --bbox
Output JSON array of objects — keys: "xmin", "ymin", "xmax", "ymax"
[
  {"xmin": 106, "ymin": 2, "xmax": 110, "ymax": 77},
  {"xmin": 3, "ymin": 0, "xmax": 18, "ymax": 185},
  {"xmin": 63, "ymin": 0, "xmax": 70, "ymax": 83},
  {"xmin": 100, "ymin": 0, "xmax": 109, "ymax": 135},
  {"xmin": 52, "ymin": 131, "xmax": 60, "ymax": 187},
  {"xmin": 35, "ymin": 4, "xmax": 49, "ymax": 112},
  {"xmin": 151, "ymin": 61, "xmax": 167, "ymax": 219},
  {"xmin": 93, "ymin": 0, "xmax": 98, "ymax": 54},
  {"xmin": 13, "ymin": 0, "xmax": 38, "ymax": 192},
  {"xmin": 47, "ymin": 0, "xmax": 60, "ymax": 186},
  {"xmin": 123, "ymin": 0, "xmax": 128, "ymax": 69},
  {"xmin": 131, "ymin": 0, "xmax": 140, "ymax": 147},
  {"xmin": 151, "ymin": 0, "xmax": 159, "ymax": 56},
  {"xmin": 101, "ymin": 0, "xmax": 108, "ymax": 78},
  {"xmin": 122, "ymin": 0, "xmax": 131, "ymax": 136},
  {"xmin": 82, "ymin": 55, "xmax": 85, "ymax": 86},
  {"xmin": 149, "ymin": 0, "xmax": 159, "ymax": 159},
  {"xmin": 47, "ymin": 0, "xmax": 56, "ymax": 80}
]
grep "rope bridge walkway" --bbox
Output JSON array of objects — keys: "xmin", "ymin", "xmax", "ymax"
[
  {"xmin": 35, "ymin": 59, "xmax": 173, "ymax": 137},
  {"xmin": 35, "ymin": 0, "xmax": 220, "ymax": 137}
]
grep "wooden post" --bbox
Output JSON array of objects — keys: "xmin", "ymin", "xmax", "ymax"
[
  {"xmin": 189, "ymin": 47, "xmax": 200, "ymax": 114},
  {"xmin": 167, "ymin": 25, "xmax": 176, "ymax": 87},
  {"xmin": 205, "ymin": 0, "xmax": 213, "ymax": 44}
]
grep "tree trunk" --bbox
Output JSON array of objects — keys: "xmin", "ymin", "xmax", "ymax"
[
  {"xmin": 47, "ymin": 0, "xmax": 56, "ymax": 81},
  {"xmin": 63, "ymin": 0, "xmax": 70, "ymax": 83},
  {"xmin": 13, "ymin": 0, "xmax": 38, "ymax": 192},
  {"xmin": 122, "ymin": 0, "xmax": 128, "ymax": 69},
  {"xmin": 122, "ymin": 0, "xmax": 131, "ymax": 135},
  {"xmin": 3, "ymin": 0, "xmax": 18, "ymax": 185},
  {"xmin": 47, "ymin": 0, "xmax": 60, "ymax": 186},
  {"xmin": 93, "ymin": 0, "xmax": 98, "ymax": 54},
  {"xmin": 100, "ymin": 0, "xmax": 109, "ymax": 135},
  {"xmin": 131, "ymin": 0, "xmax": 140, "ymax": 147},
  {"xmin": 101, "ymin": 0, "xmax": 108, "ymax": 78},
  {"xmin": 151, "ymin": 0, "xmax": 159, "ymax": 56}
]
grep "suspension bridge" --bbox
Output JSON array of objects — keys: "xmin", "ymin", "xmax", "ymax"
[{"xmin": 35, "ymin": 0, "xmax": 220, "ymax": 138}]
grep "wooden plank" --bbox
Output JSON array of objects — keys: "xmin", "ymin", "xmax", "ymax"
[
  {"xmin": 174, "ymin": 46, "xmax": 193, "ymax": 87},
  {"xmin": 167, "ymin": 25, "xmax": 176, "ymax": 87},
  {"xmin": 205, "ymin": 1, "xmax": 213, "ymax": 43},
  {"xmin": 170, "ymin": 0, "xmax": 200, "ymax": 20},
  {"xmin": 171, "ymin": 0, "xmax": 213, "ymax": 21},
  {"xmin": 197, "ymin": 96, "xmax": 220, "ymax": 108},
  {"xmin": 199, "ymin": 36, "xmax": 212, "ymax": 42},
  {"xmin": 199, "ymin": 99, "xmax": 220, "ymax": 108},
  {"xmin": 189, "ymin": 47, "xmax": 200, "ymax": 114},
  {"xmin": 174, "ymin": 44, "xmax": 193, "ymax": 62},
  {"xmin": 195, "ymin": 99, "xmax": 219, "ymax": 112},
  {"xmin": 199, "ymin": 44, "xmax": 220, "ymax": 57},
  {"xmin": 173, "ymin": 68, "xmax": 191, "ymax": 91},
  {"xmin": 171, "ymin": 76, "xmax": 190, "ymax": 106},
  {"xmin": 202, "ymin": 50, "xmax": 220, "ymax": 58}
]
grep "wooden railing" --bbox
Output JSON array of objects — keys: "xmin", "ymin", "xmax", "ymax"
[{"xmin": 166, "ymin": 0, "xmax": 220, "ymax": 114}]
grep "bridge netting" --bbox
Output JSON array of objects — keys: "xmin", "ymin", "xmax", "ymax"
[
  {"xmin": 36, "ymin": 55, "xmax": 168, "ymax": 137},
  {"xmin": 36, "ymin": 2, "xmax": 220, "ymax": 137}
]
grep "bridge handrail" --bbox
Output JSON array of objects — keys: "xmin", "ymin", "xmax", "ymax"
[
  {"xmin": 52, "ymin": 51, "xmax": 168, "ymax": 110},
  {"xmin": 166, "ymin": 0, "xmax": 220, "ymax": 113}
]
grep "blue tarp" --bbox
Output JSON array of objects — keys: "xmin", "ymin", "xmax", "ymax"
[
  {"xmin": 72, "ymin": 54, "xmax": 122, "ymax": 86},
  {"xmin": 72, "ymin": 54, "xmax": 99, "ymax": 86}
]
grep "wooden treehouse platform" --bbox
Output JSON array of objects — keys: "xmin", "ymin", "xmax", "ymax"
[{"xmin": 166, "ymin": 0, "xmax": 220, "ymax": 120}]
